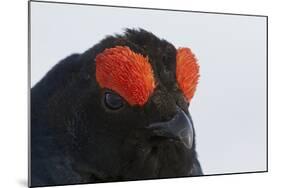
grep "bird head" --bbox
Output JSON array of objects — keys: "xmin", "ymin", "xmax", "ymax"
[{"xmin": 47, "ymin": 28, "xmax": 200, "ymax": 181}]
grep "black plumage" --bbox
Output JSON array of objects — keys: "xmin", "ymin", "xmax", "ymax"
[{"xmin": 30, "ymin": 28, "xmax": 202, "ymax": 187}]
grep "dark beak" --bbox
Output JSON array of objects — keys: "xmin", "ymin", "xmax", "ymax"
[{"xmin": 147, "ymin": 108, "xmax": 194, "ymax": 149}]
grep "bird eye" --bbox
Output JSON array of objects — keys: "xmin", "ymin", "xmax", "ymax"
[{"xmin": 104, "ymin": 92, "xmax": 124, "ymax": 110}]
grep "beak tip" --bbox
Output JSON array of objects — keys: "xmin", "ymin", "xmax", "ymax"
[{"xmin": 181, "ymin": 136, "xmax": 193, "ymax": 149}]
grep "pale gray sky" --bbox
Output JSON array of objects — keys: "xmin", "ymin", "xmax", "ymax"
[{"xmin": 30, "ymin": 1, "xmax": 267, "ymax": 175}]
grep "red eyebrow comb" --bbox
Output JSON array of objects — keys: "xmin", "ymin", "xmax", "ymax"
[
  {"xmin": 95, "ymin": 46, "xmax": 156, "ymax": 106},
  {"xmin": 176, "ymin": 48, "xmax": 200, "ymax": 102}
]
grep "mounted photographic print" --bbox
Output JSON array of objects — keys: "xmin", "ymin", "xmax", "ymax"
[{"xmin": 29, "ymin": 0, "xmax": 268, "ymax": 187}]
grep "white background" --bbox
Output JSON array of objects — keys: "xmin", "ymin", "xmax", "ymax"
[
  {"xmin": 0, "ymin": 0, "xmax": 280, "ymax": 188},
  {"xmin": 30, "ymin": 2, "xmax": 266, "ymax": 175}
]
